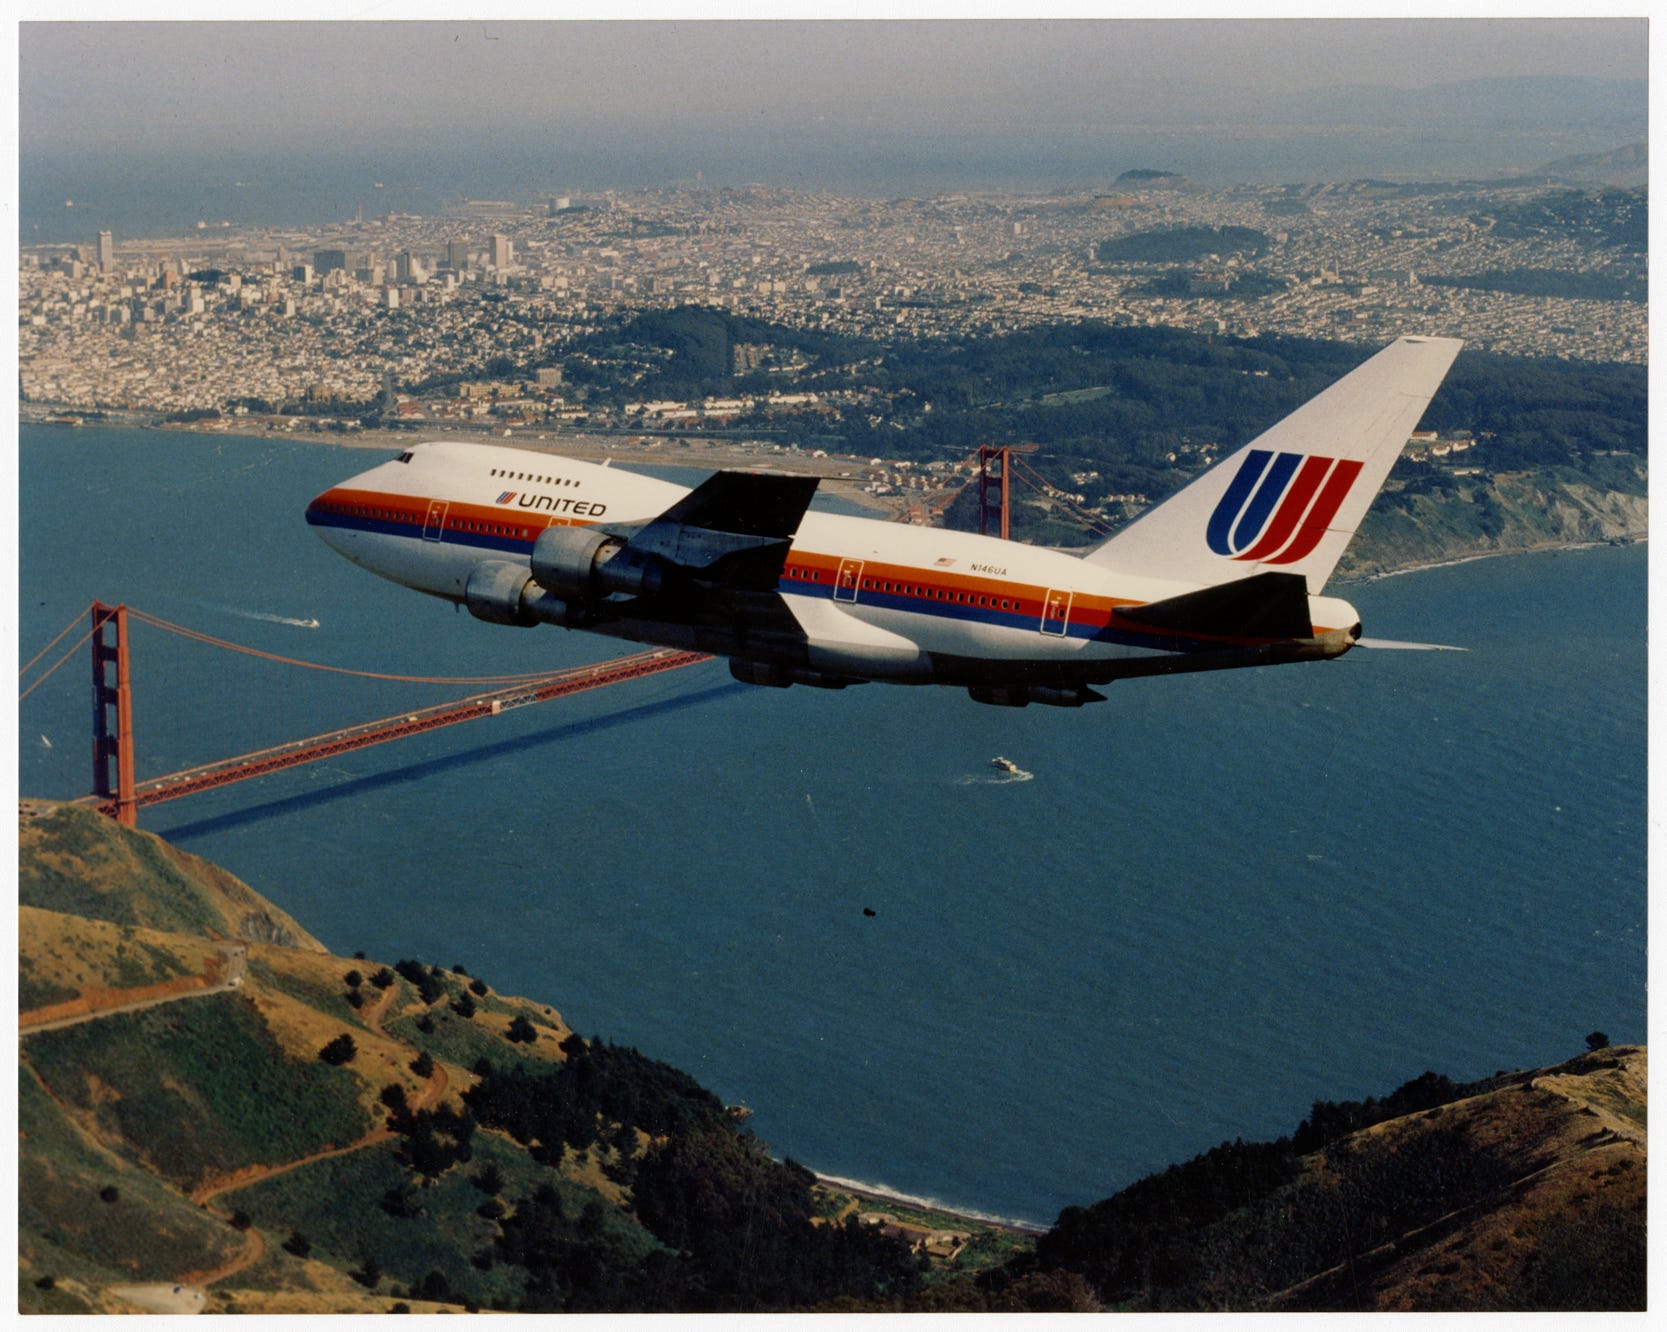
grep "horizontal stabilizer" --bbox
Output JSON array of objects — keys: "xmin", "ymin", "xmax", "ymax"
[
  {"xmin": 1354, "ymin": 637, "xmax": 1466, "ymax": 652},
  {"xmin": 656, "ymin": 470, "xmax": 820, "ymax": 539},
  {"xmin": 1120, "ymin": 571, "xmax": 1313, "ymax": 639}
]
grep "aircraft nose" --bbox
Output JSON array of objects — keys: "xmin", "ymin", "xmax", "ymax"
[
  {"xmin": 305, "ymin": 486, "xmax": 335, "ymax": 532},
  {"xmin": 305, "ymin": 485, "xmax": 355, "ymax": 556}
]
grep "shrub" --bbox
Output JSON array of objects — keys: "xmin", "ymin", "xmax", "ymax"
[
  {"xmin": 318, "ymin": 1034, "xmax": 357, "ymax": 1066},
  {"xmin": 506, "ymin": 1016, "xmax": 537, "ymax": 1044}
]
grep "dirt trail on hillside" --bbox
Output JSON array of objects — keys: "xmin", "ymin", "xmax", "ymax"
[
  {"xmin": 175, "ymin": 1225, "xmax": 265, "ymax": 1289},
  {"xmin": 181, "ymin": 981, "xmax": 450, "ymax": 1290},
  {"xmin": 20, "ymin": 945, "xmax": 247, "ymax": 1034},
  {"xmin": 27, "ymin": 947, "xmax": 454, "ymax": 1292}
]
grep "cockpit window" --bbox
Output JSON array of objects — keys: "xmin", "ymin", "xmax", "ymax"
[{"xmin": 397, "ymin": 452, "xmax": 413, "ymax": 463}]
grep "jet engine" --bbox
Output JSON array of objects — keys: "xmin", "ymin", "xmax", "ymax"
[
  {"xmin": 728, "ymin": 659, "xmax": 861, "ymax": 690},
  {"xmin": 463, "ymin": 561, "xmax": 580, "ymax": 629},
  {"xmin": 531, "ymin": 526, "xmax": 665, "ymax": 601},
  {"xmin": 967, "ymin": 684, "xmax": 1107, "ymax": 708}
]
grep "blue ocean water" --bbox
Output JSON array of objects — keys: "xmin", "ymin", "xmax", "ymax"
[{"xmin": 17, "ymin": 424, "xmax": 1646, "ymax": 1227}]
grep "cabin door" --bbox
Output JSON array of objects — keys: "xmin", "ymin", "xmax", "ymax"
[
  {"xmin": 1039, "ymin": 588, "xmax": 1073, "ymax": 636},
  {"xmin": 422, "ymin": 501, "xmax": 449, "ymax": 541},
  {"xmin": 835, "ymin": 559, "xmax": 864, "ymax": 603}
]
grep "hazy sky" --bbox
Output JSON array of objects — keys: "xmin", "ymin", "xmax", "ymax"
[{"xmin": 18, "ymin": 15, "xmax": 1649, "ymax": 152}]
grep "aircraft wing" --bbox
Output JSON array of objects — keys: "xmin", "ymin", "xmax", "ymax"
[{"xmin": 616, "ymin": 470, "xmax": 821, "ymax": 591}]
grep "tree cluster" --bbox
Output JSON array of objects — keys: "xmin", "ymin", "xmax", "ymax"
[{"xmin": 456, "ymin": 1044, "xmax": 923, "ymax": 1311}]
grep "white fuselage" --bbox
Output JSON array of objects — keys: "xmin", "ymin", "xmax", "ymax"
[{"xmin": 308, "ymin": 441, "xmax": 1359, "ymax": 692}]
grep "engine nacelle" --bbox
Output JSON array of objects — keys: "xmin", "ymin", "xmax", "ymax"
[
  {"xmin": 532, "ymin": 525, "xmax": 664, "ymax": 600},
  {"xmin": 967, "ymin": 684, "xmax": 1106, "ymax": 708},
  {"xmin": 464, "ymin": 560, "xmax": 539, "ymax": 626},
  {"xmin": 728, "ymin": 659, "xmax": 861, "ymax": 690},
  {"xmin": 464, "ymin": 561, "xmax": 581, "ymax": 629}
]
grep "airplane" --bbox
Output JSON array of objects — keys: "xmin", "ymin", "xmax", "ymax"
[{"xmin": 307, "ymin": 334, "xmax": 1463, "ymax": 707}]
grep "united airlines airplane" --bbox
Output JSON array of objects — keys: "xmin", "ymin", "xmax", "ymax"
[{"xmin": 307, "ymin": 335, "xmax": 1463, "ymax": 706}]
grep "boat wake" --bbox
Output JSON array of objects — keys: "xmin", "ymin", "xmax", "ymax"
[
  {"xmin": 954, "ymin": 768, "xmax": 1034, "ymax": 786},
  {"xmin": 194, "ymin": 600, "xmax": 320, "ymax": 629}
]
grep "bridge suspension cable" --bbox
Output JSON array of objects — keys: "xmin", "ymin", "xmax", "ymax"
[
  {"xmin": 119, "ymin": 607, "xmax": 598, "ymax": 686},
  {"xmin": 18, "ymin": 603, "xmax": 102, "ymax": 703},
  {"xmin": 1007, "ymin": 457, "xmax": 1116, "ymax": 538}
]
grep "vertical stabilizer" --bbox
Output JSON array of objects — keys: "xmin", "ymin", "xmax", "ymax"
[{"xmin": 1084, "ymin": 336, "xmax": 1463, "ymax": 590}]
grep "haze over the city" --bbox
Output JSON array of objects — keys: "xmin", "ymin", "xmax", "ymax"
[{"xmin": 21, "ymin": 16, "xmax": 1646, "ymax": 156}]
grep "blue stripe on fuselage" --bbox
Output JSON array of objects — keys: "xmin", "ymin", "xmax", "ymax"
[{"xmin": 305, "ymin": 508, "xmax": 532, "ymax": 557}]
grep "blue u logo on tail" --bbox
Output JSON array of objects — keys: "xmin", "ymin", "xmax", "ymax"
[{"xmin": 1206, "ymin": 450, "xmax": 1363, "ymax": 565}]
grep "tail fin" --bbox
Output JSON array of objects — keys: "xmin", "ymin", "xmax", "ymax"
[{"xmin": 1084, "ymin": 336, "xmax": 1463, "ymax": 590}]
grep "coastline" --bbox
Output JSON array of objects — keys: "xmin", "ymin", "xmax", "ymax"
[
  {"xmin": 1340, "ymin": 534, "xmax": 1647, "ymax": 585},
  {"xmin": 813, "ymin": 1172, "xmax": 1046, "ymax": 1237}
]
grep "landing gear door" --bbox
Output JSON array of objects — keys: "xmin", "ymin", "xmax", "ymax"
[
  {"xmin": 835, "ymin": 558, "xmax": 864, "ymax": 603},
  {"xmin": 423, "ymin": 501, "xmax": 449, "ymax": 541},
  {"xmin": 1040, "ymin": 588, "xmax": 1072, "ymax": 636}
]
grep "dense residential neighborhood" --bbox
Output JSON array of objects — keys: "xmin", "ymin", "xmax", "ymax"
[{"xmin": 19, "ymin": 176, "xmax": 1645, "ymax": 424}]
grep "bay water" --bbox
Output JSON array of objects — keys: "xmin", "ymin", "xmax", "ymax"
[{"xmin": 17, "ymin": 423, "xmax": 1647, "ymax": 1227}]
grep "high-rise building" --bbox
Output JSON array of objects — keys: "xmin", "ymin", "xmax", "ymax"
[
  {"xmin": 491, "ymin": 234, "xmax": 514, "ymax": 270},
  {"xmin": 446, "ymin": 240, "xmax": 471, "ymax": 271},
  {"xmin": 314, "ymin": 249, "xmax": 348, "ymax": 276},
  {"xmin": 97, "ymin": 230, "xmax": 114, "ymax": 274}
]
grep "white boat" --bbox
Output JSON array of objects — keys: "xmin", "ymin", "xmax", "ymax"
[{"xmin": 990, "ymin": 756, "xmax": 1021, "ymax": 774}]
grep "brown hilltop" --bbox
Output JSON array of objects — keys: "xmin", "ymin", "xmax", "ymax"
[
  {"xmin": 19, "ymin": 800, "xmax": 322, "ymax": 948},
  {"xmin": 1271, "ymin": 1045, "xmax": 1646, "ymax": 1312}
]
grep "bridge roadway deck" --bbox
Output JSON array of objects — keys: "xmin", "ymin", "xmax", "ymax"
[{"xmin": 85, "ymin": 648, "xmax": 710, "ymax": 815}]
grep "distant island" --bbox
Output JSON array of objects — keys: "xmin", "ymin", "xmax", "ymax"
[{"xmin": 18, "ymin": 801, "xmax": 1646, "ymax": 1313}]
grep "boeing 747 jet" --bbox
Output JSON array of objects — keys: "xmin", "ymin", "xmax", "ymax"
[{"xmin": 308, "ymin": 335, "xmax": 1462, "ymax": 706}]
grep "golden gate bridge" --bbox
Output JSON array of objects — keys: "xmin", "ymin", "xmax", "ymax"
[{"xmin": 20, "ymin": 601, "xmax": 708, "ymax": 828}]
